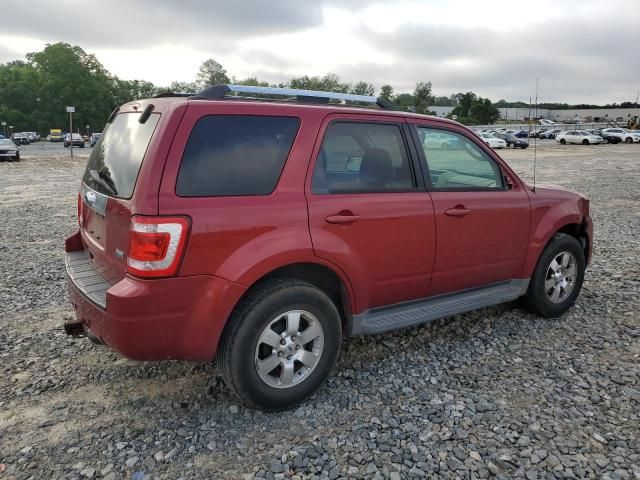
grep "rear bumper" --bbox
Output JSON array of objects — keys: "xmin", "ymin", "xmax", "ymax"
[{"xmin": 65, "ymin": 235, "xmax": 246, "ymax": 361}]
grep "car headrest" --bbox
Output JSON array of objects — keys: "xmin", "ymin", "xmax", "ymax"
[{"xmin": 359, "ymin": 148, "xmax": 393, "ymax": 188}]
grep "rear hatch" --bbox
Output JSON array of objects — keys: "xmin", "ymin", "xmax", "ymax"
[{"xmin": 79, "ymin": 111, "xmax": 161, "ymax": 286}]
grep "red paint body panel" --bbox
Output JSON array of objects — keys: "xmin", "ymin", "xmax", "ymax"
[{"xmin": 65, "ymin": 98, "xmax": 593, "ymax": 362}]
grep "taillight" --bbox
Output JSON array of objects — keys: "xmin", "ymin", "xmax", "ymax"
[
  {"xmin": 77, "ymin": 192, "xmax": 82, "ymax": 226},
  {"xmin": 126, "ymin": 216, "xmax": 190, "ymax": 278}
]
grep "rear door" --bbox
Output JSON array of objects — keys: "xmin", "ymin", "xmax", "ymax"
[
  {"xmin": 80, "ymin": 111, "xmax": 162, "ymax": 285},
  {"xmin": 411, "ymin": 123, "xmax": 530, "ymax": 296},
  {"xmin": 306, "ymin": 114, "xmax": 436, "ymax": 311}
]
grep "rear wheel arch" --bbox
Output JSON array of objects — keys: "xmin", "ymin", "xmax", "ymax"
[{"xmin": 223, "ymin": 262, "xmax": 354, "ymax": 338}]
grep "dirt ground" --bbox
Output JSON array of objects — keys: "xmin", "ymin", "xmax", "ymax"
[{"xmin": 1, "ymin": 140, "xmax": 638, "ymax": 480}]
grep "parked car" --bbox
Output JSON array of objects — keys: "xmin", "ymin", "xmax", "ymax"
[
  {"xmin": 90, "ymin": 132, "xmax": 102, "ymax": 147},
  {"xmin": 601, "ymin": 128, "xmax": 640, "ymax": 144},
  {"xmin": 496, "ymin": 133, "xmax": 529, "ymax": 148},
  {"xmin": 12, "ymin": 133, "xmax": 30, "ymax": 145},
  {"xmin": 539, "ymin": 129, "xmax": 563, "ymax": 139},
  {"xmin": 556, "ymin": 130, "xmax": 604, "ymax": 145},
  {"xmin": 64, "ymin": 85, "xmax": 592, "ymax": 410},
  {"xmin": 0, "ymin": 138, "xmax": 20, "ymax": 161},
  {"xmin": 477, "ymin": 132, "xmax": 507, "ymax": 149},
  {"xmin": 25, "ymin": 132, "xmax": 40, "ymax": 142},
  {"xmin": 587, "ymin": 130, "xmax": 621, "ymax": 144},
  {"xmin": 49, "ymin": 129, "xmax": 64, "ymax": 142},
  {"xmin": 64, "ymin": 133, "xmax": 85, "ymax": 148}
]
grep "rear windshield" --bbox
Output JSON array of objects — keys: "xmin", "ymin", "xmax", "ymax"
[
  {"xmin": 176, "ymin": 115, "xmax": 300, "ymax": 196},
  {"xmin": 82, "ymin": 112, "xmax": 160, "ymax": 199}
]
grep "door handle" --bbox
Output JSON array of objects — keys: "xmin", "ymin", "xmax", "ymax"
[
  {"xmin": 325, "ymin": 214, "xmax": 360, "ymax": 224},
  {"xmin": 445, "ymin": 206, "xmax": 471, "ymax": 217}
]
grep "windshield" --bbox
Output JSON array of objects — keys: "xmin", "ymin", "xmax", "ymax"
[
  {"xmin": 0, "ymin": 139, "xmax": 14, "ymax": 147},
  {"xmin": 82, "ymin": 112, "xmax": 160, "ymax": 199}
]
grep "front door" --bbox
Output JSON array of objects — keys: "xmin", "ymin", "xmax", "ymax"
[
  {"xmin": 306, "ymin": 115, "xmax": 436, "ymax": 312},
  {"xmin": 412, "ymin": 124, "xmax": 531, "ymax": 296}
]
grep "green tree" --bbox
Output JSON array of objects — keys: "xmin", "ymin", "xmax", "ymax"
[
  {"xmin": 289, "ymin": 73, "xmax": 350, "ymax": 93},
  {"xmin": 26, "ymin": 43, "xmax": 115, "ymax": 134},
  {"xmin": 450, "ymin": 92, "xmax": 500, "ymax": 125},
  {"xmin": 379, "ymin": 84, "xmax": 394, "ymax": 101},
  {"xmin": 413, "ymin": 81, "xmax": 434, "ymax": 114},
  {"xmin": 350, "ymin": 81, "xmax": 375, "ymax": 96},
  {"xmin": 195, "ymin": 59, "xmax": 230, "ymax": 88}
]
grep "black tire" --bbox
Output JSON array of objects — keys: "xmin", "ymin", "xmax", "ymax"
[
  {"xmin": 560, "ymin": 138, "xmax": 566, "ymax": 145},
  {"xmin": 625, "ymin": 137, "xmax": 633, "ymax": 144},
  {"xmin": 522, "ymin": 233, "xmax": 586, "ymax": 318},
  {"xmin": 582, "ymin": 139, "xmax": 589, "ymax": 145},
  {"xmin": 218, "ymin": 278, "xmax": 342, "ymax": 410},
  {"xmin": 14, "ymin": 153, "xmax": 20, "ymax": 162}
]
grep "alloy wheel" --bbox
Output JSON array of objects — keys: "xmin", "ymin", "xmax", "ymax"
[
  {"xmin": 254, "ymin": 310, "xmax": 324, "ymax": 389},
  {"xmin": 544, "ymin": 251, "xmax": 577, "ymax": 303}
]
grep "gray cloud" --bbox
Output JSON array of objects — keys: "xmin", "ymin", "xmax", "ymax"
[
  {"xmin": 344, "ymin": 16, "xmax": 640, "ymax": 103},
  {"xmin": 0, "ymin": 0, "xmax": 324, "ymax": 50}
]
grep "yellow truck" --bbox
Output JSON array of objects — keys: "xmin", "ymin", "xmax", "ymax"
[{"xmin": 49, "ymin": 129, "xmax": 64, "ymax": 142}]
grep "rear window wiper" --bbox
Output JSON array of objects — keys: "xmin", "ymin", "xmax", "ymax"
[{"xmin": 89, "ymin": 169, "xmax": 117, "ymax": 196}]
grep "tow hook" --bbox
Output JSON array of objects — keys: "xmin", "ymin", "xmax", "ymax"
[
  {"xmin": 64, "ymin": 322, "xmax": 85, "ymax": 337},
  {"xmin": 63, "ymin": 322, "xmax": 104, "ymax": 345}
]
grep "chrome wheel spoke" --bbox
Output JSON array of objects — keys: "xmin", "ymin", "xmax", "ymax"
[
  {"xmin": 560, "ymin": 253, "xmax": 571, "ymax": 268},
  {"xmin": 257, "ymin": 354, "xmax": 281, "ymax": 376},
  {"xmin": 549, "ymin": 259, "xmax": 560, "ymax": 273},
  {"xmin": 280, "ymin": 361, "xmax": 295, "ymax": 385},
  {"xmin": 545, "ymin": 276, "xmax": 556, "ymax": 291},
  {"xmin": 297, "ymin": 350, "xmax": 318, "ymax": 367},
  {"xmin": 565, "ymin": 263, "xmax": 577, "ymax": 279},
  {"xmin": 549, "ymin": 285, "xmax": 562, "ymax": 302},
  {"xmin": 260, "ymin": 328, "xmax": 282, "ymax": 348},
  {"xmin": 286, "ymin": 311, "xmax": 301, "ymax": 336},
  {"xmin": 297, "ymin": 322, "xmax": 322, "ymax": 345}
]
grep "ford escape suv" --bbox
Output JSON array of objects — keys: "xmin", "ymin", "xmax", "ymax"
[{"xmin": 65, "ymin": 85, "xmax": 592, "ymax": 410}]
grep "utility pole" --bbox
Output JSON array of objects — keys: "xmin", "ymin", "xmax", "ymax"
[
  {"xmin": 1, "ymin": 121, "xmax": 6, "ymax": 137},
  {"xmin": 66, "ymin": 106, "xmax": 75, "ymax": 159}
]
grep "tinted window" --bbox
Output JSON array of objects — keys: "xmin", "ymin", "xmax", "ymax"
[
  {"xmin": 83, "ymin": 112, "xmax": 160, "ymax": 199},
  {"xmin": 177, "ymin": 115, "xmax": 299, "ymax": 196},
  {"xmin": 417, "ymin": 127, "xmax": 504, "ymax": 190},
  {"xmin": 312, "ymin": 122, "xmax": 414, "ymax": 194}
]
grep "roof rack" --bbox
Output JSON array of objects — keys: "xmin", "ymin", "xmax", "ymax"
[{"xmin": 156, "ymin": 84, "xmax": 397, "ymax": 110}]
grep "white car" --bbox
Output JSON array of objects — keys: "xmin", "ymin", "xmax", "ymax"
[
  {"xmin": 477, "ymin": 132, "xmax": 507, "ymax": 149},
  {"xmin": 0, "ymin": 138, "xmax": 20, "ymax": 161},
  {"xmin": 556, "ymin": 130, "xmax": 603, "ymax": 145},
  {"xmin": 601, "ymin": 128, "xmax": 640, "ymax": 144}
]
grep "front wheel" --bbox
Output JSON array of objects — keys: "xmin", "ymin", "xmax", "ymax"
[
  {"xmin": 218, "ymin": 278, "xmax": 342, "ymax": 410},
  {"xmin": 522, "ymin": 233, "xmax": 585, "ymax": 318},
  {"xmin": 560, "ymin": 139, "xmax": 566, "ymax": 145},
  {"xmin": 582, "ymin": 139, "xmax": 589, "ymax": 145}
]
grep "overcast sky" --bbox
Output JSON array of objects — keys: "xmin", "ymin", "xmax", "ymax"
[{"xmin": 1, "ymin": 0, "xmax": 638, "ymax": 104}]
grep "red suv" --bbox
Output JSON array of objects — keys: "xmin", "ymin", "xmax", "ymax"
[{"xmin": 65, "ymin": 85, "xmax": 592, "ymax": 410}]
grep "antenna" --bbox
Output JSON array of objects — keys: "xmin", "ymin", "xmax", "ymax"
[{"xmin": 533, "ymin": 78, "xmax": 538, "ymax": 193}]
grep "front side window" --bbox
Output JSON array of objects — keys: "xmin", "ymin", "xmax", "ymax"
[
  {"xmin": 312, "ymin": 122, "xmax": 414, "ymax": 194},
  {"xmin": 416, "ymin": 127, "xmax": 504, "ymax": 190},
  {"xmin": 176, "ymin": 115, "xmax": 299, "ymax": 196}
]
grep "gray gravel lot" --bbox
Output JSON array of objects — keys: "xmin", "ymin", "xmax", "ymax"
[{"xmin": 1, "ymin": 141, "xmax": 639, "ymax": 480}]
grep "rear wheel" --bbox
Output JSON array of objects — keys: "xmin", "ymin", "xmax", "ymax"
[
  {"xmin": 522, "ymin": 233, "xmax": 585, "ymax": 318},
  {"xmin": 219, "ymin": 278, "xmax": 342, "ymax": 410}
]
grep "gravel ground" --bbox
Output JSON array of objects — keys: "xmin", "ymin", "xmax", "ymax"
[{"xmin": 1, "ymin": 141, "xmax": 639, "ymax": 480}]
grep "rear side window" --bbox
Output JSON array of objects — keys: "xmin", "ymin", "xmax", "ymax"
[
  {"xmin": 83, "ymin": 112, "xmax": 160, "ymax": 199},
  {"xmin": 176, "ymin": 115, "xmax": 300, "ymax": 196},
  {"xmin": 312, "ymin": 122, "xmax": 414, "ymax": 194}
]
